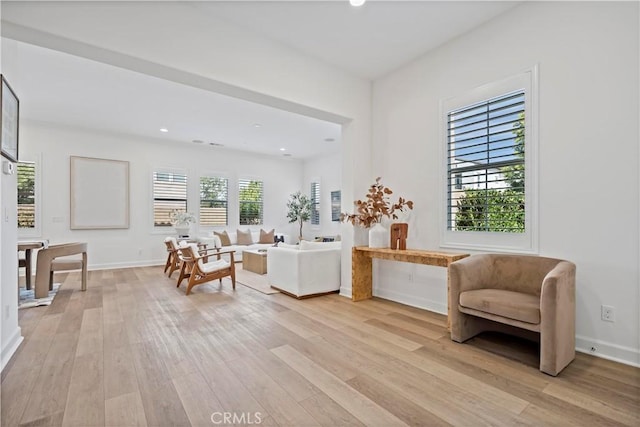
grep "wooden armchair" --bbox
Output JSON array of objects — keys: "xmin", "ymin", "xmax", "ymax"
[
  {"xmin": 35, "ymin": 242, "xmax": 88, "ymax": 299},
  {"xmin": 163, "ymin": 237, "xmax": 181, "ymax": 277},
  {"xmin": 176, "ymin": 243, "xmax": 236, "ymax": 295}
]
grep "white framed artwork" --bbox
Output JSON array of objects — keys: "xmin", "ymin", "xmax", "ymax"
[{"xmin": 70, "ymin": 156, "xmax": 130, "ymax": 229}]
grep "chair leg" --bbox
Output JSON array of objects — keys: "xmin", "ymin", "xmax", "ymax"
[
  {"xmin": 177, "ymin": 262, "xmax": 188, "ymax": 287},
  {"xmin": 81, "ymin": 253, "xmax": 88, "ymax": 291},
  {"xmin": 186, "ymin": 275, "xmax": 198, "ymax": 296},
  {"xmin": 49, "ymin": 271, "xmax": 54, "ymax": 291},
  {"xmin": 164, "ymin": 253, "xmax": 172, "ymax": 273}
]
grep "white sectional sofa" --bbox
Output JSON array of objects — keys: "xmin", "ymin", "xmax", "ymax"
[
  {"xmin": 197, "ymin": 230, "xmax": 289, "ymax": 262},
  {"xmin": 267, "ymin": 240, "xmax": 341, "ymax": 298}
]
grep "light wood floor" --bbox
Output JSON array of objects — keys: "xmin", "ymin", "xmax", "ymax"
[{"xmin": 2, "ymin": 267, "xmax": 639, "ymax": 427}]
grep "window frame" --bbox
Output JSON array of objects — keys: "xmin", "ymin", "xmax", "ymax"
[
  {"xmin": 238, "ymin": 177, "xmax": 264, "ymax": 226},
  {"xmin": 17, "ymin": 157, "xmax": 41, "ymax": 238},
  {"xmin": 440, "ymin": 67, "xmax": 539, "ymax": 254},
  {"xmin": 152, "ymin": 168, "xmax": 188, "ymax": 229},
  {"xmin": 199, "ymin": 174, "xmax": 229, "ymax": 227}
]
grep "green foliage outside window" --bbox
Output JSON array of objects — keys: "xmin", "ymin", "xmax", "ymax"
[
  {"xmin": 454, "ymin": 113, "xmax": 525, "ymax": 232},
  {"xmin": 239, "ymin": 180, "xmax": 263, "ymax": 225}
]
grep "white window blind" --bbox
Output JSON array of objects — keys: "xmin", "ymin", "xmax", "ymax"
[
  {"xmin": 311, "ymin": 181, "xmax": 320, "ymax": 225},
  {"xmin": 447, "ymin": 90, "xmax": 525, "ymax": 233},
  {"xmin": 200, "ymin": 176, "xmax": 228, "ymax": 226},
  {"xmin": 17, "ymin": 162, "xmax": 36, "ymax": 229},
  {"xmin": 153, "ymin": 171, "xmax": 187, "ymax": 226},
  {"xmin": 238, "ymin": 179, "xmax": 263, "ymax": 225}
]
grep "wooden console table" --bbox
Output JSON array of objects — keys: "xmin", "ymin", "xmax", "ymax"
[{"xmin": 351, "ymin": 246, "xmax": 470, "ymax": 320}]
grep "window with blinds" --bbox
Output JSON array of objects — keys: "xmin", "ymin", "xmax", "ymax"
[
  {"xmin": 447, "ymin": 90, "xmax": 525, "ymax": 233},
  {"xmin": 311, "ymin": 181, "xmax": 320, "ymax": 225},
  {"xmin": 153, "ymin": 171, "xmax": 187, "ymax": 226},
  {"xmin": 238, "ymin": 179, "xmax": 263, "ymax": 225},
  {"xmin": 200, "ymin": 176, "xmax": 228, "ymax": 226},
  {"xmin": 17, "ymin": 162, "xmax": 36, "ymax": 229}
]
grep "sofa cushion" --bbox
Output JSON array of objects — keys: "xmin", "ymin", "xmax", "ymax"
[
  {"xmin": 236, "ymin": 229, "xmax": 253, "ymax": 245},
  {"xmin": 259, "ymin": 228, "xmax": 275, "ymax": 244},
  {"xmin": 459, "ymin": 289, "xmax": 541, "ymax": 324},
  {"xmin": 299, "ymin": 240, "xmax": 341, "ymax": 250},
  {"xmin": 214, "ymin": 231, "xmax": 232, "ymax": 247}
]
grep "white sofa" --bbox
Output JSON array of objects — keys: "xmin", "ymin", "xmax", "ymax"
[
  {"xmin": 197, "ymin": 230, "xmax": 289, "ymax": 262},
  {"xmin": 267, "ymin": 241, "xmax": 341, "ymax": 298}
]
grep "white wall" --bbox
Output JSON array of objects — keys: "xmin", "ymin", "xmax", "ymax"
[
  {"xmin": 302, "ymin": 152, "xmax": 342, "ymax": 241},
  {"xmin": 19, "ymin": 120, "xmax": 304, "ymax": 268},
  {"xmin": 371, "ymin": 1, "xmax": 639, "ymax": 366},
  {"xmin": 0, "ymin": 10, "xmax": 24, "ymax": 370}
]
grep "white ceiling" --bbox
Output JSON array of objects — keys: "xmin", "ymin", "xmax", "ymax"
[{"xmin": 1, "ymin": 1, "xmax": 520, "ymax": 159}]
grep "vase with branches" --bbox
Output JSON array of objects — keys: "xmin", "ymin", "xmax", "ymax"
[
  {"xmin": 286, "ymin": 191, "xmax": 312, "ymax": 243},
  {"xmin": 341, "ymin": 177, "xmax": 413, "ymax": 227}
]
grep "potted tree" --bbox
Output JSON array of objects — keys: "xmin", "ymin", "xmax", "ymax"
[{"xmin": 286, "ymin": 191, "xmax": 312, "ymax": 243}]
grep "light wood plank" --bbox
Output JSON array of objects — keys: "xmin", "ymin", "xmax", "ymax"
[
  {"xmin": 172, "ymin": 372, "xmax": 224, "ymax": 427},
  {"xmin": 104, "ymin": 392, "xmax": 148, "ymax": 427},
  {"xmin": 61, "ymin": 351, "xmax": 104, "ymax": 426},
  {"xmin": 229, "ymin": 356, "xmax": 320, "ymax": 426},
  {"xmin": 272, "ymin": 344, "xmax": 408, "ymax": 427},
  {"xmin": 543, "ymin": 382, "xmax": 640, "ymax": 426}
]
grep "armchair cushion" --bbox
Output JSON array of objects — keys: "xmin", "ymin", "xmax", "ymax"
[{"xmin": 459, "ymin": 289, "xmax": 541, "ymax": 324}]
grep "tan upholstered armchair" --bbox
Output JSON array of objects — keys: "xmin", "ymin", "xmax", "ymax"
[
  {"xmin": 449, "ymin": 254, "xmax": 576, "ymax": 376},
  {"xmin": 35, "ymin": 242, "xmax": 88, "ymax": 299}
]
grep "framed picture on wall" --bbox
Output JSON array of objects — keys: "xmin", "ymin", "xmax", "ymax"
[
  {"xmin": 1, "ymin": 75, "xmax": 19, "ymax": 163},
  {"xmin": 70, "ymin": 156, "xmax": 130, "ymax": 229},
  {"xmin": 331, "ymin": 190, "xmax": 341, "ymax": 222}
]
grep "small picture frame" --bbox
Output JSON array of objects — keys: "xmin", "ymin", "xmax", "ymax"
[{"xmin": 0, "ymin": 75, "xmax": 19, "ymax": 163}]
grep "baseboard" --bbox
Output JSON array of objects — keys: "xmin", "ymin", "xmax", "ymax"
[
  {"xmin": 373, "ymin": 287, "xmax": 447, "ymax": 315},
  {"xmin": 576, "ymin": 335, "xmax": 640, "ymax": 368},
  {"xmin": 87, "ymin": 259, "xmax": 165, "ymax": 271},
  {"xmin": 339, "ymin": 286, "xmax": 352, "ymax": 298},
  {"xmin": 1, "ymin": 328, "xmax": 23, "ymax": 372}
]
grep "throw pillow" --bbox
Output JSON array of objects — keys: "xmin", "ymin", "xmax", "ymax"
[
  {"xmin": 214, "ymin": 231, "xmax": 232, "ymax": 247},
  {"xmin": 259, "ymin": 228, "xmax": 275, "ymax": 244},
  {"xmin": 236, "ymin": 229, "xmax": 254, "ymax": 245}
]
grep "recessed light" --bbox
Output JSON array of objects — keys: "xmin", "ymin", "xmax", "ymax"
[
  {"xmin": 159, "ymin": 128, "xmax": 168, "ymax": 133},
  {"xmin": 350, "ymin": 0, "xmax": 366, "ymax": 6},
  {"xmin": 192, "ymin": 139, "xmax": 204, "ymax": 144},
  {"xmin": 324, "ymin": 138, "xmax": 335, "ymax": 142},
  {"xmin": 280, "ymin": 148, "xmax": 286, "ymax": 151},
  {"xmin": 253, "ymin": 123, "xmax": 262, "ymax": 128}
]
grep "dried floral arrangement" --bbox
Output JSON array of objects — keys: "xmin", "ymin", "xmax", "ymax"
[{"xmin": 340, "ymin": 177, "xmax": 414, "ymax": 228}]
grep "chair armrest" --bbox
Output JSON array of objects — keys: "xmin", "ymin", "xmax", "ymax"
[{"xmin": 540, "ymin": 261, "xmax": 576, "ymax": 313}]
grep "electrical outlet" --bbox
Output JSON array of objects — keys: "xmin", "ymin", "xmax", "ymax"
[{"xmin": 601, "ymin": 305, "xmax": 615, "ymax": 322}]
